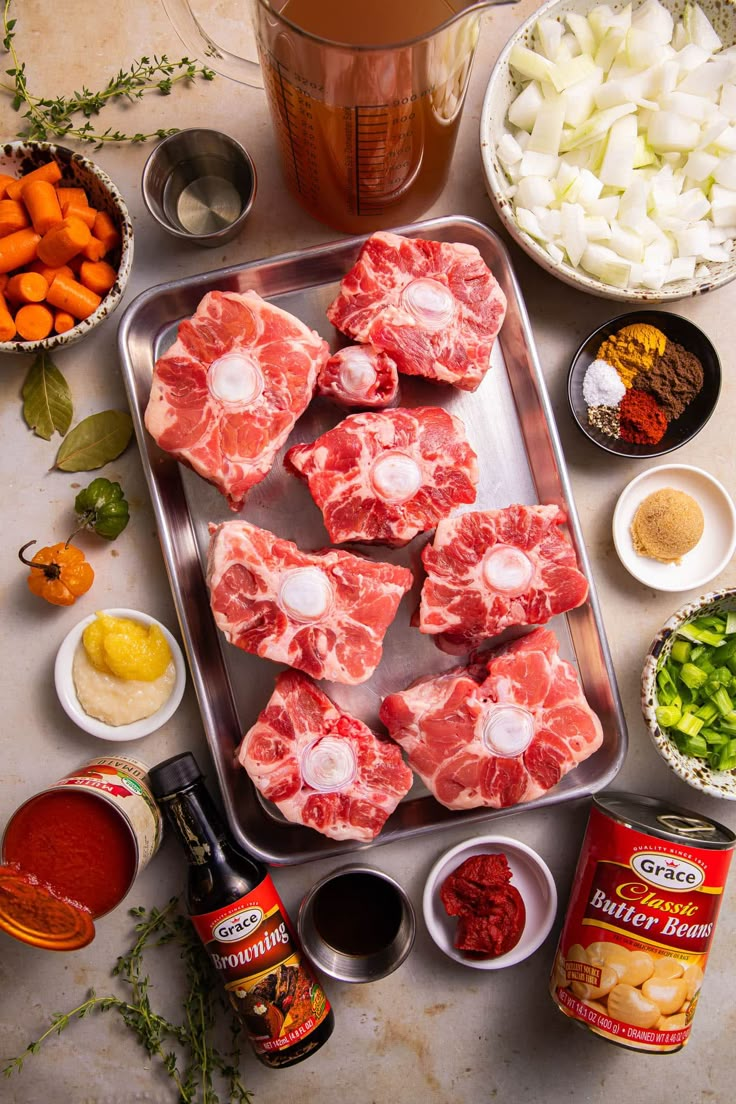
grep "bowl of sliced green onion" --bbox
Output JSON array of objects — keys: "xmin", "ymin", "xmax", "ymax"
[{"xmin": 642, "ymin": 590, "xmax": 736, "ymax": 798}]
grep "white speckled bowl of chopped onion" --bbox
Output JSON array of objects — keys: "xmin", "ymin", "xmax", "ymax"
[{"xmin": 481, "ymin": 0, "xmax": 736, "ymax": 301}]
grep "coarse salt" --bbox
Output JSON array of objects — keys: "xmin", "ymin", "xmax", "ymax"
[{"xmin": 583, "ymin": 359, "xmax": 626, "ymax": 408}]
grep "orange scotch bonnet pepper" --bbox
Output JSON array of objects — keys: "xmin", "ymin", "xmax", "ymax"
[{"xmin": 19, "ymin": 540, "xmax": 94, "ymax": 606}]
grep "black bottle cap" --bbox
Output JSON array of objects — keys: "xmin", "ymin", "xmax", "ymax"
[{"xmin": 149, "ymin": 752, "xmax": 203, "ymax": 798}]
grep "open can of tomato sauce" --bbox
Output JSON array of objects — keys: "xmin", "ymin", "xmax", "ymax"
[
  {"xmin": 550, "ymin": 791, "xmax": 735, "ymax": 1053},
  {"xmin": 0, "ymin": 756, "xmax": 162, "ymax": 951}
]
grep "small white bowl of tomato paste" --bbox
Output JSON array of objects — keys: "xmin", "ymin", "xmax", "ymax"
[{"xmin": 423, "ymin": 835, "xmax": 557, "ymax": 970}]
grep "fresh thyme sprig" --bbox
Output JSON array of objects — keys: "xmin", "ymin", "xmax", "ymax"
[
  {"xmin": 2, "ymin": 897, "xmax": 254, "ymax": 1104},
  {"xmin": 0, "ymin": 0, "xmax": 215, "ymax": 148}
]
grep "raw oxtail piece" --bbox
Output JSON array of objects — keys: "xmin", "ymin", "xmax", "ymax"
[
  {"xmin": 238, "ymin": 669, "xmax": 414, "ymax": 842},
  {"xmin": 316, "ymin": 344, "xmax": 400, "ymax": 408},
  {"xmin": 144, "ymin": 290, "xmax": 328, "ymax": 511},
  {"xmin": 285, "ymin": 406, "xmax": 478, "ymax": 547},
  {"xmin": 326, "ymin": 232, "xmax": 507, "ymax": 391},
  {"xmin": 379, "ymin": 627, "xmax": 603, "ymax": 811},
  {"xmin": 419, "ymin": 504, "xmax": 589, "ymax": 652},
  {"xmin": 206, "ymin": 520, "xmax": 413, "ymax": 684}
]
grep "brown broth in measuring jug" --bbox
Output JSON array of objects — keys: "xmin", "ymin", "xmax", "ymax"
[
  {"xmin": 280, "ymin": 0, "xmax": 457, "ymax": 45},
  {"xmin": 257, "ymin": 0, "xmax": 477, "ymax": 232}
]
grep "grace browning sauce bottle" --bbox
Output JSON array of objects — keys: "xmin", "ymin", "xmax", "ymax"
[{"xmin": 148, "ymin": 753, "xmax": 334, "ymax": 1068}]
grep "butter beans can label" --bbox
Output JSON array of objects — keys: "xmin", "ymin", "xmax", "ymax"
[{"xmin": 550, "ymin": 794, "xmax": 735, "ymax": 1053}]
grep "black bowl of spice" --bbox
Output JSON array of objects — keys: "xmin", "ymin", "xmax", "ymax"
[{"xmin": 567, "ymin": 311, "xmax": 721, "ymax": 459}]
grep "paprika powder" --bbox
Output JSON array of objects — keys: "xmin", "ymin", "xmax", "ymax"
[{"xmin": 618, "ymin": 389, "xmax": 667, "ymax": 445}]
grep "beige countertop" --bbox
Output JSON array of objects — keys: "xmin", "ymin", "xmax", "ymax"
[{"xmin": 1, "ymin": 2, "xmax": 735, "ymax": 1102}]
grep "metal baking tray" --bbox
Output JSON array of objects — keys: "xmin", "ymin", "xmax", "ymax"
[{"xmin": 118, "ymin": 215, "xmax": 627, "ymax": 865}]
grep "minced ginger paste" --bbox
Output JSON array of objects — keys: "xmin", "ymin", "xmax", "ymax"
[
  {"xmin": 73, "ymin": 613, "xmax": 175, "ymax": 726},
  {"xmin": 630, "ymin": 488, "xmax": 704, "ymax": 564}
]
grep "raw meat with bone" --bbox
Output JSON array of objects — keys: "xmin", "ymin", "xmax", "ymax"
[
  {"xmin": 326, "ymin": 232, "xmax": 507, "ymax": 391},
  {"xmin": 316, "ymin": 344, "xmax": 400, "ymax": 408},
  {"xmin": 239, "ymin": 669, "xmax": 413, "ymax": 841},
  {"xmin": 285, "ymin": 406, "xmax": 478, "ymax": 546},
  {"xmin": 144, "ymin": 289, "xmax": 328, "ymax": 510},
  {"xmin": 207, "ymin": 520, "xmax": 413, "ymax": 684},
  {"xmin": 419, "ymin": 504, "xmax": 589, "ymax": 652},
  {"xmin": 379, "ymin": 628, "xmax": 603, "ymax": 810}
]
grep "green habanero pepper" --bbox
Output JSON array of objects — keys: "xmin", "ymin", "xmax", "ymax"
[{"xmin": 74, "ymin": 478, "xmax": 130, "ymax": 541}]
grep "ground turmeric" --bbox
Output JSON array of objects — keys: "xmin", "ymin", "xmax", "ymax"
[{"xmin": 596, "ymin": 323, "xmax": 667, "ymax": 388}]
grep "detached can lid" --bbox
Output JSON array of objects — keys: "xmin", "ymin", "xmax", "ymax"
[{"xmin": 0, "ymin": 865, "xmax": 95, "ymax": 951}]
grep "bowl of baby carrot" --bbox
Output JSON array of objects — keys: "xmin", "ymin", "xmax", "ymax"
[{"xmin": 0, "ymin": 142, "xmax": 133, "ymax": 353}]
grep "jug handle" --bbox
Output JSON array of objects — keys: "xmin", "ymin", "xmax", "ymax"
[{"xmin": 162, "ymin": 0, "xmax": 263, "ymax": 88}]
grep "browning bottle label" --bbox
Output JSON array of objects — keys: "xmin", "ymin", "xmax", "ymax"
[
  {"xmin": 550, "ymin": 804, "xmax": 733, "ymax": 1053},
  {"xmin": 191, "ymin": 874, "xmax": 330, "ymax": 1055}
]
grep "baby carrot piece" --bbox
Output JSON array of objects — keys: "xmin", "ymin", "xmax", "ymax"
[
  {"xmin": 0, "ymin": 228, "xmax": 41, "ymax": 274},
  {"xmin": 0, "ymin": 290, "xmax": 16, "ymax": 340},
  {"xmin": 37, "ymin": 217, "xmax": 91, "ymax": 267},
  {"xmin": 28, "ymin": 260, "xmax": 74, "ymax": 284},
  {"xmin": 0, "ymin": 173, "xmax": 16, "ymax": 200},
  {"xmin": 92, "ymin": 210, "xmax": 120, "ymax": 254},
  {"xmin": 53, "ymin": 310, "xmax": 76, "ymax": 334},
  {"xmin": 5, "ymin": 272, "xmax": 49, "ymax": 304},
  {"xmin": 81, "ymin": 236, "xmax": 107, "ymax": 263},
  {"xmin": 7, "ymin": 160, "xmax": 62, "ymax": 201},
  {"xmin": 23, "ymin": 180, "xmax": 63, "ymax": 235},
  {"xmin": 55, "ymin": 186, "xmax": 87, "ymax": 210},
  {"xmin": 79, "ymin": 259, "xmax": 117, "ymax": 295},
  {"xmin": 0, "ymin": 274, "xmax": 7, "ymax": 292},
  {"xmin": 0, "ymin": 198, "xmax": 30, "ymax": 236},
  {"xmin": 15, "ymin": 303, "xmax": 53, "ymax": 341},
  {"xmin": 46, "ymin": 272, "xmax": 102, "ymax": 320},
  {"xmin": 62, "ymin": 204, "xmax": 96, "ymax": 229}
]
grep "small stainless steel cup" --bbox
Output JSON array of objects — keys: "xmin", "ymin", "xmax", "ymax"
[
  {"xmin": 297, "ymin": 864, "xmax": 416, "ymax": 983},
  {"xmin": 142, "ymin": 128, "xmax": 257, "ymax": 247}
]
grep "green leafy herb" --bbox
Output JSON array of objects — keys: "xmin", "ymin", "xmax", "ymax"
[
  {"xmin": 22, "ymin": 351, "xmax": 73, "ymax": 440},
  {"xmin": 2, "ymin": 898, "xmax": 255, "ymax": 1104},
  {"xmin": 1, "ymin": 1, "xmax": 215, "ymax": 148},
  {"xmin": 55, "ymin": 410, "xmax": 133, "ymax": 472},
  {"xmin": 73, "ymin": 477, "xmax": 130, "ymax": 540}
]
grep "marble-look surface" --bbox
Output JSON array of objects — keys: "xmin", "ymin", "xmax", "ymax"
[{"xmin": 1, "ymin": 2, "xmax": 735, "ymax": 1102}]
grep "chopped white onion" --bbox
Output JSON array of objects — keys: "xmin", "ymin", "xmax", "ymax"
[{"xmin": 495, "ymin": 0, "xmax": 736, "ymax": 289}]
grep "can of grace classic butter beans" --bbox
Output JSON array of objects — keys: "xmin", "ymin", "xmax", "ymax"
[{"xmin": 550, "ymin": 792, "xmax": 735, "ymax": 1053}]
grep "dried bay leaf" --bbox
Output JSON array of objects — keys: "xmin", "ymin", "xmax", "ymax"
[
  {"xmin": 55, "ymin": 410, "xmax": 133, "ymax": 472},
  {"xmin": 22, "ymin": 352, "xmax": 73, "ymax": 440}
]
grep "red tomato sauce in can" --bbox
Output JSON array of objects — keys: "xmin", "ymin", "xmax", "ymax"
[
  {"xmin": 0, "ymin": 756, "xmax": 162, "ymax": 950},
  {"xmin": 550, "ymin": 792, "xmax": 735, "ymax": 1053},
  {"xmin": 3, "ymin": 789, "xmax": 136, "ymax": 916}
]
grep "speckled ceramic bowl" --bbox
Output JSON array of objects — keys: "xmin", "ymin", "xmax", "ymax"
[
  {"xmin": 642, "ymin": 589, "xmax": 736, "ymax": 799},
  {"xmin": 480, "ymin": 0, "xmax": 736, "ymax": 303},
  {"xmin": 0, "ymin": 142, "xmax": 133, "ymax": 354}
]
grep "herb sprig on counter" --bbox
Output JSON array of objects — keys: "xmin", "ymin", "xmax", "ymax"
[
  {"xmin": 2, "ymin": 898, "xmax": 254, "ymax": 1104},
  {"xmin": 1, "ymin": 0, "xmax": 215, "ymax": 147}
]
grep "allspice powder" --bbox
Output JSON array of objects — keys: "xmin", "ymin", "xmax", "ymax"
[{"xmin": 632, "ymin": 340, "xmax": 704, "ymax": 420}]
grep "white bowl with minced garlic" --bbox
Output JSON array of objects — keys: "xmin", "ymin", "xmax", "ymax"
[{"xmin": 55, "ymin": 608, "xmax": 187, "ymax": 741}]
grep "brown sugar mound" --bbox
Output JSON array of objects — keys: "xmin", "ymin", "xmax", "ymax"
[{"xmin": 631, "ymin": 488, "xmax": 704, "ymax": 564}]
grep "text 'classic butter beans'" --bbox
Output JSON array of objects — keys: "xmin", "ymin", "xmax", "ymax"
[{"xmin": 549, "ymin": 793, "xmax": 735, "ymax": 1053}]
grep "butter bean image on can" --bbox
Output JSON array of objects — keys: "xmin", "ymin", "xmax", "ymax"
[{"xmin": 549, "ymin": 791, "xmax": 735, "ymax": 1053}]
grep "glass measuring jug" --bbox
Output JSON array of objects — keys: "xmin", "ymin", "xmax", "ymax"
[{"xmin": 163, "ymin": 0, "xmax": 514, "ymax": 234}]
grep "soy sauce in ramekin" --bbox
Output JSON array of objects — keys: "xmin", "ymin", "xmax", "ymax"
[{"xmin": 312, "ymin": 871, "xmax": 404, "ymax": 956}]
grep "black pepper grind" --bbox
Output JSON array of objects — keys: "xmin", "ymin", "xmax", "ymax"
[{"xmin": 149, "ymin": 753, "xmax": 334, "ymax": 1068}]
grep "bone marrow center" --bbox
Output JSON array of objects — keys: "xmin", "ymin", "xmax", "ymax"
[
  {"xmin": 278, "ymin": 568, "xmax": 333, "ymax": 622},
  {"xmin": 301, "ymin": 737, "xmax": 357, "ymax": 792},
  {"xmin": 370, "ymin": 451, "xmax": 422, "ymax": 503},
  {"xmin": 401, "ymin": 278, "xmax": 455, "ymax": 329},
  {"xmin": 208, "ymin": 353, "xmax": 263, "ymax": 405},
  {"xmin": 482, "ymin": 545, "xmax": 534, "ymax": 595},
  {"xmin": 482, "ymin": 705, "xmax": 535, "ymax": 757},
  {"xmin": 337, "ymin": 348, "xmax": 378, "ymax": 396}
]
